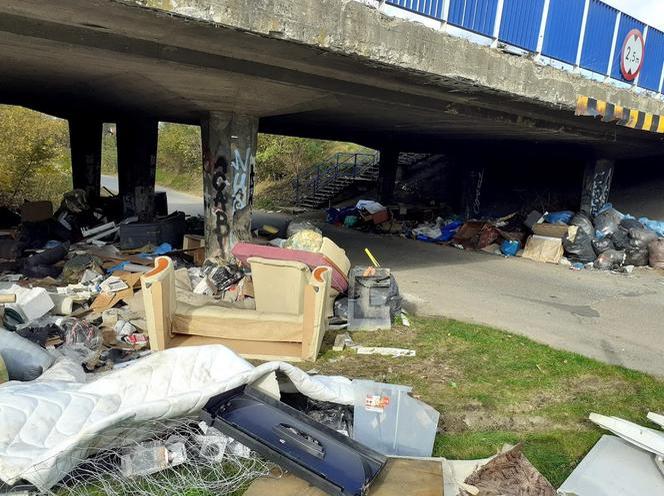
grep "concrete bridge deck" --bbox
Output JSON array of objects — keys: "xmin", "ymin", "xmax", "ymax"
[{"xmin": 1, "ymin": 0, "xmax": 663, "ymax": 157}]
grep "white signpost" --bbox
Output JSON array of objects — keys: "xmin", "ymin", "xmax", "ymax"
[{"xmin": 620, "ymin": 29, "xmax": 645, "ymax": 81}]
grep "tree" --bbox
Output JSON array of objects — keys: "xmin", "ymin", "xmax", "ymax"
[{"xmin": 0, "ymin": 106, "xmax": 71, "ymax": 207}]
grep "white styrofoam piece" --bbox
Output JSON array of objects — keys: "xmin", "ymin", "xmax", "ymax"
[
  {"xmin": 559, "ymin": 435, "xmax": 664, "ymax": 496},
  {"xmin": 589, "ymin": 413, "xmax": 664, "ymax": 457},
  {"xmin": 3, "ymin": 285, "xmax": 54, "ymax": 321},
  {"xmin": 648, "ymin": 412, "xmax": 664, "ymax": 429}
]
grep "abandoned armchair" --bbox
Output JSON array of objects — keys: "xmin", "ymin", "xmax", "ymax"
[{"xmin": 141, "ymin": 256, "xmax": 332, "ymax": 362}]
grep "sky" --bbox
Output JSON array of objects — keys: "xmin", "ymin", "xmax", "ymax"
[{"xmin": 605, "ymin": 0, "xmax": 664, "ymax": 30}]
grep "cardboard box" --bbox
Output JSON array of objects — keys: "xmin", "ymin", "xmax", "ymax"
[
  {"xmin": 532, "ymin": 223, "xmax": 570, "ymax": 239},
  {"xmin": 21, "ymin": 201, "xmax": 53, "ymax": 223},
  {"xmin": 522, "ymin": 235, "xmax": 564, "ymax": 264}
]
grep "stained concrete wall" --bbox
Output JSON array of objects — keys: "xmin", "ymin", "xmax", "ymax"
[{"xmin": 128, "ymin": 0, "xmax": 664, "ymax": 116}]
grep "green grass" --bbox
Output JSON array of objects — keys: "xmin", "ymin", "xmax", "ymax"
[{"xmin": 313, "ymin": 317, "xmax": 664, "ymax": 487}]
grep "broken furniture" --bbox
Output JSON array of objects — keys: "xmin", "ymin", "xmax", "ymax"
[
  {"xmin": 142, "ymin": 256, "xmax": 332, "ymax": 361},
  {"xmin": 233, "ymin": 238, "xmax": 351, "ymax": 319},
  {"xmin": 202, "ymin": 384, "xmax": 387, "ymax": 496},
  {"xmin": 232, "ymin": 238, "xmax": 351, "ymax": 293}
]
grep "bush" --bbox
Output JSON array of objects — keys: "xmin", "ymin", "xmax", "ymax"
[{"xmin": 0, "ymin": 106, "xmax": 72, "ymax": 207}]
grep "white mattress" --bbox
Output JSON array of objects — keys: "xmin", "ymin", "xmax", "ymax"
[{"xmin": 0, "ymin": 345, "xmax": 353, "ymax": 491}]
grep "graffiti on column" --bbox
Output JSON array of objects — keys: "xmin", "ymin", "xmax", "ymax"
[
  {"xmin": 206, "ymin": 150, "xmax": 230, "ymax": 258},
  {"xmin": 473, "ymin": 169, "xmax": 485, "ymax": 216},
  {"xmin": 590, "ymin": 168, "xmax": 613, "ymax": 216},
  {"xmin": 231, "ymin": 147, "xmax": 255, "ymax": 212}
]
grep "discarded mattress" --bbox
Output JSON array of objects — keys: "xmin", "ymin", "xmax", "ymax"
[
  {"xmin": 0, "ymin": 345, "xmax": 353, "ymax": 491},
  {"xmin": 558, "ymin": 435, "xmax": 664, "ymax": 496}
]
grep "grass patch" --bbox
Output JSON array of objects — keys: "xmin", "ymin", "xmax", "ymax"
[{"xmin": 313, "ymin": 317, "xmax": 664, "ymax": 487}]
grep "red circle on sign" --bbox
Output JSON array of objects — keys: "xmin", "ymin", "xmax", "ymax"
[{"xmin": 620, "ymin": 29, "xmax": 645, "ymax": 81}]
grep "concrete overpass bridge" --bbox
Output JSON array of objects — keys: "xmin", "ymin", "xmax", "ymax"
[{"xmin": 1, "ymin": 0, "xmax": 663, "ymax": 258}]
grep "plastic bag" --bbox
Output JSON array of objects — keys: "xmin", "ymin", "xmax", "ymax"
[
  {"xmin": 570, "ymin": 213, "xmax": 594, "ymax": 238},
  {"xmin": 625, "ymin": 248, "xmax": 649, "ymax": 267},
  {"xmin": 0, "ymin": 329, "xmax": 55, "ymax": 381},
  {"xmin": 334, "ymin": 296, "xmax": 349, "ymax": 321},
  {"xmin": 284, "ymin": 229, "xmax": 324, "ymax": 252},
  {"xmin": 544, "ymin": 211, "xmax": 574, "ymax": 225},
  {"xmin": 286, "ymin": 221, "xmax": 321, "ymax": 238},
  {"xmin": 501, "ymin": 239, "xmax": 520, "ymax": 257},
  {"xmin": 629, "ymin": 228, "xmax": 657, "ymax": 249},
  {"xmin": 594, "ymin": 249, "xmax": 626, "ymax": 270},
  {"xmin": 649, "ymin": 239, "xmax": 664, "ymax": 269},
  {"xmin": 609, "ymin": 228, "xmax": 630, "ymax": 251},
  {"xmin": 59, "ymin": 318, "xmax": 102, "ymax": 363},
  {"xmin": 594, "ymin": 208, "xmax": 623, "ymax": 238},
  {"xmin": 592, "ymin": 237, "xmax": 615, "ymax": 255},
  {"xmin": 563, "ymin": 229, "xmax": 596, "ymax": 263},
  {"xmin": 620, "ymin": 217, "xmax": 644, "ymax": 231},
  {"xmin": 639, "ymin": 217, "xmax": 664, "ymax": 237}
]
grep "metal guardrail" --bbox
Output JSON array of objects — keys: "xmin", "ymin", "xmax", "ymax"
[
  {"xmin": 294, "ymin": 152, "xmax": 379, "ymax": 205},
  {"xmin": 381, "ymin": 0, "xmax": 664, "ymax": 96}
]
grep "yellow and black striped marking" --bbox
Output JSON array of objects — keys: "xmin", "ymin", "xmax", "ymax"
[{"xmin": 576, "ymin": 95, "xmax": 664, "ymax": 134}]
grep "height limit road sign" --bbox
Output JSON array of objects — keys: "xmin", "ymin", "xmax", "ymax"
[{"xmin": 620, "ymin": 29, "xmax": 645, "ymax": 81}]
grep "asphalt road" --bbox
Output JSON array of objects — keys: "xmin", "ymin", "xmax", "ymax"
[
  {"xmin": 98, "ymin": 176, "xmax": 664, "ymax": 376},
  {"xmin": 101, "ymin": 175, "xmax": 204, "ymax": 216},
  {"xmin": 321, "ymin": 224, "xmax": 664, "ymax": 377}
]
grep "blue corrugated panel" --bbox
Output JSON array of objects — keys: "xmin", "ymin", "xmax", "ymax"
[
  {"xmin": 580, "ymin": 1, "xmax": 618, "ymax": 74},
  {"xmin": 610, "ymin": 14, "xmax": 646, "ymax": 80},
  {"xmin": 542, "ymin": 0, "xmax": 585, "ymax": 64},
  {"xmin": 639, "ymin": 29, "xmax": 664, "ymax": 91},
  {"xmin": 448, "ymin": 0, "xmax": 499, "ymax": 36},
  {"xmin": 386, "ymin": 0, "xmax": 444, "ymax": 19},
  {"xmin": 499, "ymin": 0, "xmax": 546, "ymax": 51}
]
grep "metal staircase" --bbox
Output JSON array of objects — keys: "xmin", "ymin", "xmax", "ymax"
[{"xmin": 293, "ymin": 152, "xmax": 379, "ymax": 208}]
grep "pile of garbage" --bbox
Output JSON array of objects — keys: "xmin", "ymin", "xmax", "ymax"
[
  {"xmin": 329, "ymin": 198, "xmax": 664, "ymax": 274},
  {"xmin": 521, "ymin": 205, "xmax": 664, "ymax": 272}
]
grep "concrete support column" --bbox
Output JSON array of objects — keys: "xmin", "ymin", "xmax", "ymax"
[
  {"xmin": 69, "ymin": 118, "xmax": 103, "ymax": 202},
  {"xmin": 116, "ymin": 118, "xmax": 158, "ymax": 221},
  {"xmin": 377, "ymin": 148, "xmax": 399, "ymax": 204},
  {"xmin": 201, "ymin": 112, "xmax": 258, "ymax": 261},
  {"xmin": 581, "ymin": 159, "xmax": 614, "ymax": 217}
]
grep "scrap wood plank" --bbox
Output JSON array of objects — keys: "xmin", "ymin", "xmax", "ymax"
[{"xmin": 244, "ymin": 458, "xmax": 443, "ymax": 496}]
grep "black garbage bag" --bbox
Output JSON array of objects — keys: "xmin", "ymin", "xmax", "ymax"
[
  {"xmin": 21, "ymin": 242, "xmax": 70, "ymax": 278},
  {"xmin": 609, "ymin": 228, "xmax": 630, "ymax": 251},
  {"xmin": 594, "ymin": 208, "xmax": 622, "ymax": 238},
  {"xmin": 594, "ymin": 249, "xmax": 626, "ymax": 270},
  {"xmin": 629, "ymin": 228, "xmax": 658, "ymax": 249},
  {"xmin": 563, "ymin": 229, "xmax": 596, "ymax": 263},
  {"xmin": 625, "ymin": 247, "xmax": 650, "ymax": 267},
  {"xmin": 334, "ymin": 296, "xmax": 349, "ymax": 321},
  {"xmin": 620, "ymin": 217, "xmax": 644, "ymax": 231},
  {"xmin": 592, "ymin": 237, "xmax": 615, "ymax": 255},
  {"xmin": 570, "ymin": 213, "xmax": 594, "ymax": 238}
]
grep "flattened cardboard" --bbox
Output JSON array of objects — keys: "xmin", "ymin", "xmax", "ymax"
[
  {"xmin": 244, "ymin": 458, "xmax": 443, "ymax": 496},
  {"xmin": 522, "ymin": 235, "xmax": 564, "ymax": 264}
]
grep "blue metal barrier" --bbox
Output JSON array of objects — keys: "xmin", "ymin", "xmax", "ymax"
[
  {"xmin": 499, "ymin": 0, "xmax": 545, "ymax": 52},
  {"xmin": 380, "ymin": 0, "xmax": 664, "ymax": 96},
  {"xmin": 640, "ymin": 29, "xmax": 664, "ymax": 92},
  {"xmin": 580, "ymin": 0, "xmax": 616, "ymax": 74},
  {"xmin": 448, "ymin": 0, "xmax": 498, "ymax": 37},
  {"xmin": 542, "ymin": 0, "xmax": 585, "ymax": 64}
]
